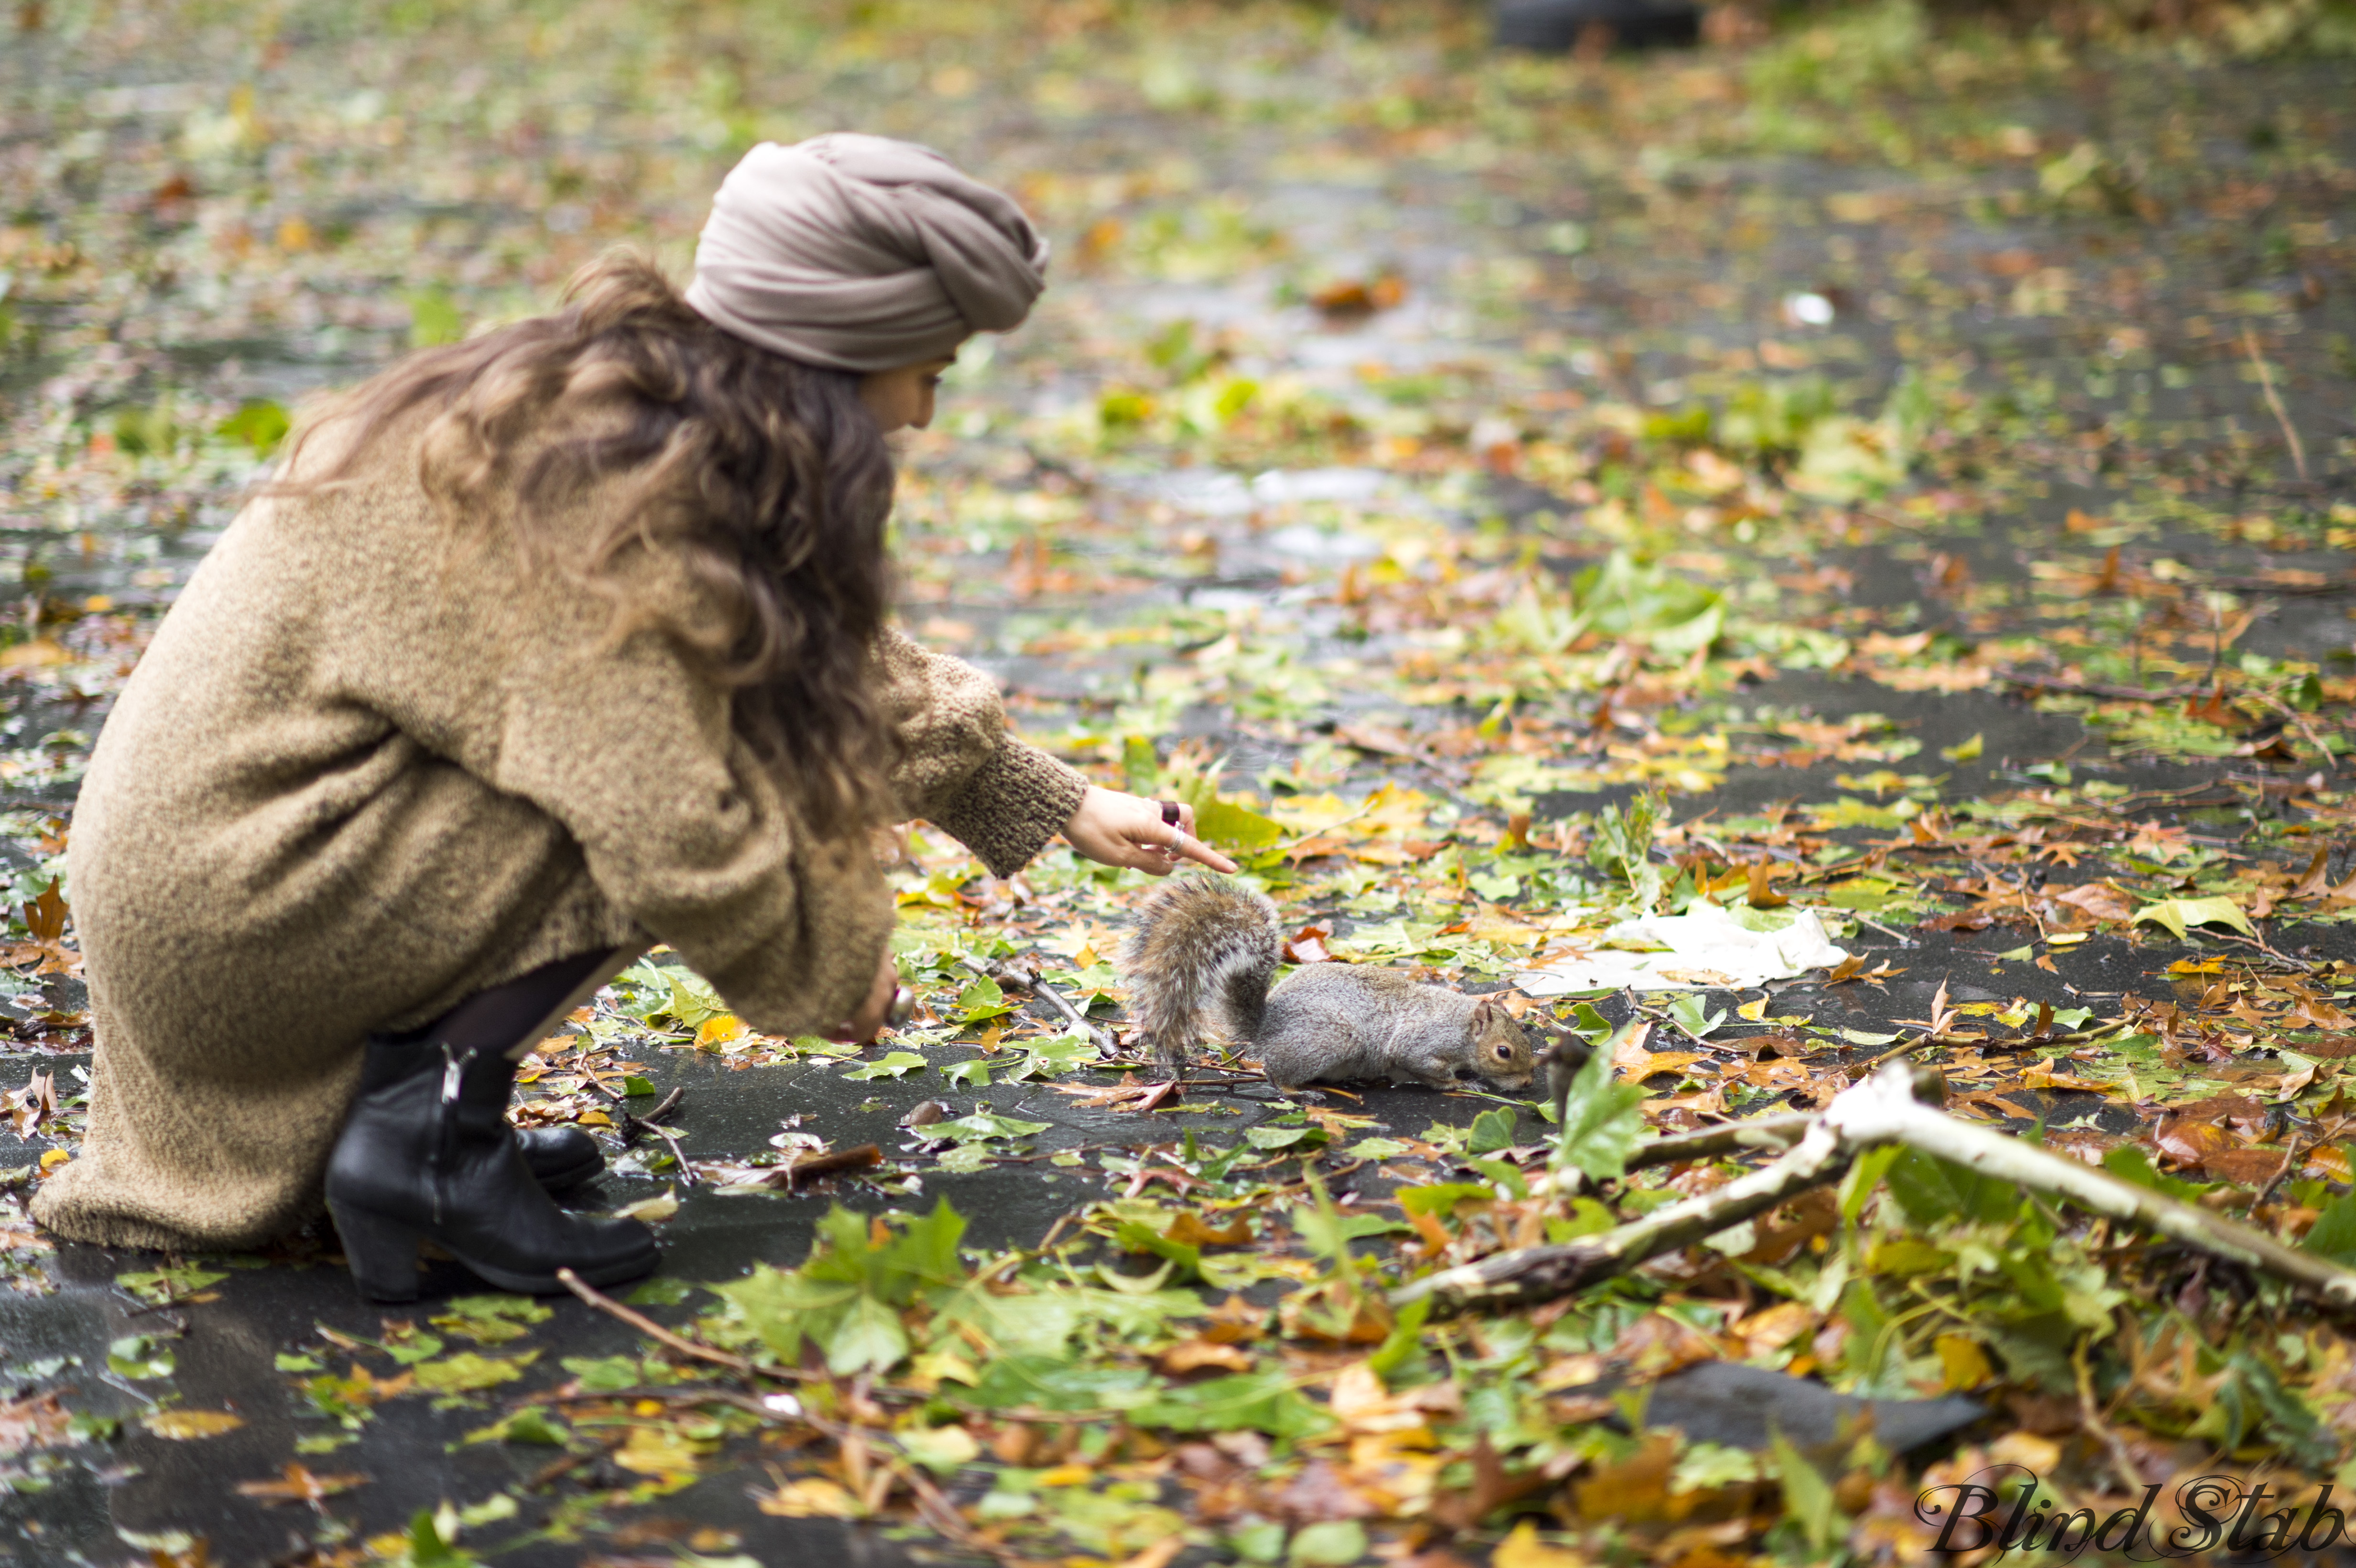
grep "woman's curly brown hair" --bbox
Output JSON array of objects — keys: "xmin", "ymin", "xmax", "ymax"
[{"xmin": 280, "ymin": 250, "xmax": 896, "ymax": 837}]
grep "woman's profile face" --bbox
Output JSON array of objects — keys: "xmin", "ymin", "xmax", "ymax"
[{"xmin": 858, "ymin": 354, "xmax": 958, "ymax": 434}]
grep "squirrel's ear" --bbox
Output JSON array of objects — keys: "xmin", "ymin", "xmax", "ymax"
[{"xmin": 1473, "ymin": 997, "xmax": 1499, "ymax": 1024}]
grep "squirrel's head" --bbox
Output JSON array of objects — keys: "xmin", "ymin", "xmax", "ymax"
[{"xmin": 1464, "ymin": 997, "xmax": 1536, "ymax": 1090}]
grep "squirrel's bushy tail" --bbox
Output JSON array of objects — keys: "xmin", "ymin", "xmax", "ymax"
[{"xmin": 1119, "ymin": 875, "xmax": 1282, "ymax": 1063}]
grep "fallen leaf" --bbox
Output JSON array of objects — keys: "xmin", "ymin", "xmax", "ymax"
[
  {"xmin": 2132, "ymin": 895, "xmax": 2255, "ymax": 940},
  {"xmin": 234, "ymin": 1463, "xmax": 370, "ymax": 1503},
  {"xmin": 1158, "ymin": 1338, "xmax": 1256, "ymax": 1376},
  {"xmin": 141, "ymin": 1410, "xmax": 245, "ymax": 1440},
  {"xmin": 612, "ymin": 1186, "xmax": 679, "ymax": 1222},
  {"xmin": 754, "ymin": 1472, "xmax": 860, "ymax": 1518},
  {"xmin": 1492, "ymin": 1520, "xmax": 1587, "ymax": 1568}
]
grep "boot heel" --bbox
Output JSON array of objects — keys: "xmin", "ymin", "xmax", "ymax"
[{"xmin": 328, "ymin": 1202, "xmax": 424, "ymax": 1303}]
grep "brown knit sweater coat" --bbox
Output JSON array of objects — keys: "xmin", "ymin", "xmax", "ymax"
[{"xmin": 30, "ymin": 420, "xmax": 1088, "ymax": 1251}]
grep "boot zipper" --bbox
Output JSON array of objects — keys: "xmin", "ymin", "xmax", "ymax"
[{"xmin": 431, "ymin": 1044, "xmax": 476, "ymax": 1227}]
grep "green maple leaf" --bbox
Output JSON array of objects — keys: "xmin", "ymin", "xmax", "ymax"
[{"xmin": 1550, "ymin": 1044, "xmax": 1649, "ymax": 1182}]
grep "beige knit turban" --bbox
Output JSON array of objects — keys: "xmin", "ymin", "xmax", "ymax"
[{"xmin": 684, "ymin": 135, "xmax": 1049, "ymax": 374}]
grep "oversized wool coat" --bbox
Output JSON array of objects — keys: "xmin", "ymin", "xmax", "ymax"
[{"xmin": 31, "ymin": 412, "xmax": 1088, "ymax": 1251}]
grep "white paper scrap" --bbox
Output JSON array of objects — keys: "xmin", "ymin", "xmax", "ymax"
[{"xmin": 1511, "ymin": 904, "xmax": 1849, "ymax": 996}]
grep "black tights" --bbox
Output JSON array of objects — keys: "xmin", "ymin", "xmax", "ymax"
[{"xmin": 381, "ymin": 946, "xmax": 640, "ymax": 1063}]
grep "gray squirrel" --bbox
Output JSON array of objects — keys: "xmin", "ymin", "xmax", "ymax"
[{"xmin": 1119, "ymin": 875, "xmax": 1538, "ymax": 1091}]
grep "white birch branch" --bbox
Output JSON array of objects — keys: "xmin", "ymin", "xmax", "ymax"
[{"xmin": 1394, "ymin": 1063, "xmax": 2356, "ymax": 1317}]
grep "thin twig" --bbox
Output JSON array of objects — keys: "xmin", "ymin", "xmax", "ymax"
[
  {"xmin": 1271, "ymin": 800, "xmax": 1381, "ymax": 855},
  {"xmin": 618, "ymin": 1085, "xmax": 684, "ymax": 1134},
  {"xmin": 525, "ymin": 1432, "xmax": 626, "ymax": 1492},
  {"xmin": 633, "ymin": 1122, "xmax": 698, "ymax": 1185},
  {"xmin": 1623, "ymin": 1114, "xmax": 1815, "ymax": 1171},
  {"xmin": 2250, "ymin": 689, "xmax": 2341, "ymax": 777},
  {"xmin": 2253, "ymin": 1113, "xmax": 2352, "ymax": 1211},
  {"xmin": 1998, "ymin": 671, "xmax": 2203, "ymax": 703},
  {"xmin": 555, "ymin": 1266, "xmax": 755, "ymax": 1376},
  {"xmin": 1847, "ymin": 913, "xmax": 1916, "ymax": 947},
  {"xmin": 958, "ymin": 955, "xmax": 1115, "ymax": 1052},
  {"xmin": 784, "ymin": 1143, "xmax": 883, "ymax": 1185},
  {"xmin": 2244, "ymin": 327, "xmax": 2310, "ymax": 482},
  {"xmin": 2074, "ymin": 1339, "xmax": 2149, "ymax": 1500}
]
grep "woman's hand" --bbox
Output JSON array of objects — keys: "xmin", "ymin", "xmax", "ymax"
[
  {"xmin": 827, "ymin": 947, "xmax": 903, "ymax": 1043},
  {"xmin": 1061, "ymin": 786, "xmax": 1239, "ymax": 877}
]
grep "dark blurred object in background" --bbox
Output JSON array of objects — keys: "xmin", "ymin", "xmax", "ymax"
[{"xmin": 1494, "ymin": 0, "xmax": 1703, "ymax": 52}]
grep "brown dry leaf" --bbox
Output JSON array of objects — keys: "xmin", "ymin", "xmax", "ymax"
[
  {"xmin": 1616, "ymin": 1045, "xmax": 1707, "ymax": 1082},
  {"xmin": 1048, "ymin": 1079, "xmax": 1178, "ymax": 1113},
  {"xmin": 2290, "ymin": 848, "xmax": 2335, "ymax": 900},
  {"xmin": 1609, "ymin": 1312, "xmax": 1726, "ymax": 1379},
  {"xmin": 0, "ymin": 1391, "xmax": 75, "ymax": 1459},
  {"xmin": 234, "ymin": 1462, "xmax": 369, "ymax": 1503},
  {"xmin": 1279, "ymin": 1278, "xmax": 1392, "ymax": 1344},
  {"xmin": 1331, "ymin": 1361, "xmax": 1462, "ymax": 1434},
  {"xmin": 2017, "ymin": 1059, "xmax": 2110, "ymax": 1092},
  {"xmin": 1157, "ymin": 1338, "xmax": 1256, "ymax": 1376},
  {"xmin": 1272, "ymin": 1458, "xmax": 1379, "ymax": 1523},
  {"xmin": 1572, "ymin": 1431, "xmax": 1683, "ymax": 1524},
  {"xmin": 141, "ymin": 1409, "xmax": 245, "ymax": 1440},
  {"xmin": 1113, "ymin": 1541, "xmax": 1187, "ymax": 1568},
  {"xmin": 2308, "ymin": 1146, "xmax": 2355, "ymax": 1182},
  {"xmin": 2154, "ymin": 1113, "xmax": 2236, "ymax": 1170},
  {"xmin": 2295, "ymin": 998, "xmax": 2356, "ymax": 1030},
  {"xmin": 2051, "ymin": 881, "xmax": 2135, "ymax": 923},
  {"xmin": 1165, "ymin": 1211, "xmax": 1253, "ymax": 1248},
  {"xmin": 0, "ymin": 1220, "xmax": 50, "ymax": 1253},
  {"xmin": 1535, "ymin": 1353, "xmax": 1608, "ymax": 1393},
  {"xmin": 2201, "ymin": 1147, "xmax": 2289, "ymax": 1188},
  {"xmin": 1200, "ymin": 1293, "xmax": 1267, "ymax": 1343},
  {"xmin": 1730, "ymin": 1300, "xmax": 1815, "ymax": 1358}
]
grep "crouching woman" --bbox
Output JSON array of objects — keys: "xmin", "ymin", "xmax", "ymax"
[{"xmin": 31, "ymin": 135, "xmax": 1230, "ymax": 1300}]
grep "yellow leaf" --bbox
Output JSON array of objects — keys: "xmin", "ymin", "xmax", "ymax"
[
  {"xmin": 2132, "ymin": 896, "xmax": 2255, "ymax": 940},
  {"xmin": 612, "ymin": 1186, "xmax": 678, "ymax": 1222},
  {"xmin": 1939, "ymin": 732, "xmax": 1984, "ymax": 763},
  {"xmin": 1736, "ymin": 998, "xmax": 1769, "ymax": 1022},
  {"xmin": 1933, "ymin": 1334, "xmax": 1993, "ymax": 1392},
  {"xmin": 697, "ymin": 1013, "xmax": 747, "ymax": 1048},
  {"xmin": 1986, "ymin": 1430, "xmax": 2061, "ymax": 1472},
  {"xmin": 613, "ymin": 1423, "xmax": 708, "ymax": 1478},
  {"xmin": 1033, "ymin": 1463, "xmax": 1095, "ymax": 1487},
  {"xmin": 1493, "ymin": 1519, "xmax": 1588, "ymax": 1568},
  {"xmin": 141, "ymin": 1409, "xmax": 245, "ymax": 1439},
  {"xmin": 755, "ymin": 1475, "xmax": 860, "ymax": 1517},
  {"xmin": 0, "ymin": 639, "xmax": 71, "ymax": 669}
]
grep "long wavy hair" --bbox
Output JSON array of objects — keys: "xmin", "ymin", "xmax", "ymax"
[{"xmin": 279, "ymin": 250, "xmax": 896, "ymax": 836}]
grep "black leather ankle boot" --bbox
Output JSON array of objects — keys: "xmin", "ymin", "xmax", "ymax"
[
  {"xmin": 325, "ymin": 1034, "xmax": 658, "ymax": 1302},
  {"xmin": 514, "ymin": 1125, "xmax": 605, "ymax": 1191}
]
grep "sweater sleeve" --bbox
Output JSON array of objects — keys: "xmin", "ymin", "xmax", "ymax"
[
  {"xmin": 873, "ymin": 627, "xmax": 1089, "ymax": 877},
  {"xmin": 481, "ymin": 547, "xmax": 893, "ymax": 1038}
]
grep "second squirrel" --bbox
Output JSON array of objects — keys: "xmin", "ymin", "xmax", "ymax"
[{"xmin": 1120, "ymin": 876, "xmax": 1537, "ymax": 1091}]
